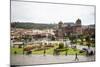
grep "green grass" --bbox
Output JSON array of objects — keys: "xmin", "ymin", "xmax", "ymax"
[
  {"xmin": 11, "ymin": 47, "xmax": 86, "ymax": 55},
  {"xmin": 55, "ymin": 48, "xmax": 86, "ymax": 55},
  {"xmin": 32, "ymin": 48, "xmax": 54, "ymax": 55},
  {"xmin": 11, "ymin": 48, "xmax": 23, "ymax": 54}
]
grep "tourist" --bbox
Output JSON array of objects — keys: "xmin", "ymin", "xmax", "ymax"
[{"xmin": 75, "ymin": 53, "xmax": 79, "ymax": 61}]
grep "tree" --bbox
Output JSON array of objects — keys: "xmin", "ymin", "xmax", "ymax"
[
  {"xmin": 85, "ymin": 36, "xmax": 91, "ymax": 48},
  {"xmin": 69, "ymin": 35, "xmax": 76, "ymax": 44},
  {"xmin": 58, "ymin": 43, "xmax": 64, "ymax": 49}
]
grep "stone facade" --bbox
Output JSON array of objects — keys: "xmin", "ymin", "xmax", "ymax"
[{"xmin": 55, "ymin": 18, "xmax": 82, "ymax": 39}]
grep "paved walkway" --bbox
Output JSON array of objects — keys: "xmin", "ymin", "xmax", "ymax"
[{"xmin": 11, "ymin": 55, "xmax": 95, "ymax": 65}]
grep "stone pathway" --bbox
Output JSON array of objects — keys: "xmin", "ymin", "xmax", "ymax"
[{"xmin": 11, "ymin": 55, "xmax": 95, "ymax": 65}]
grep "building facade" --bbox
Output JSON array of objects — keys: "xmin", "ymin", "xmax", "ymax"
[{"xmin": 55, "ymin": 18, "xmax": 82, "ymax": 39}]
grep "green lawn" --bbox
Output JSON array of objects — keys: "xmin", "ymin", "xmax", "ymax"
[
  {"xmin": 11, "ymin": 48, "xmax": 23, "ymax": 54},
  {"xmin": 32, "ymin": 48, "xmax": 54, "ymax": 55},
  {"xmin": 11, "ymin": 47, "xmax": 86, "ymax": 55}
]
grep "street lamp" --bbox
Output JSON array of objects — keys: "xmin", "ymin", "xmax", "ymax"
[
  {"xmin": 22, "ymin": 34, "xmax": 27, "ymax": 55},
  {"xmin": 22, "ymin": 39, "xmax": 25, "ymax": 55}
]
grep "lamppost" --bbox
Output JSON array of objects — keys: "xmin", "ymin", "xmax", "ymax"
[
  {"xmin": 22, "ymin": 34, "xmax": 27, "ymax": 55},
  {"xmin": 75, "ymin": 34, "xmax": 78, "ymax": 47},
  {"xmin": 22, "ymin": 39, "xmax": 25, "ymax": 55},
  {"xmin": 43, "ymin": 39, "xmax": 46, "ymax": 56}
]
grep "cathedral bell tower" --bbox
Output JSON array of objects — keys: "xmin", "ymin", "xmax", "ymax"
[
  {"xmin": 58, "ymin": 21, "xmax": 63, "ymax": 29},
  {"xmin": 57, "ymin": 21, "xmax": 64, "ymax": 39},
  {"xmin": 76, "ymin": 18, "xmax": 81, "ymax": 26},
  {"xmin": 75, "ymin": 18, "xmax": 82, "ymax": 34}
]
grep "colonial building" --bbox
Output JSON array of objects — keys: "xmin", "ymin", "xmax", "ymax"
[
  {"xmin": 11, "ymin": 28, "xmax": 55, "ymax": 41},
  {"xmin": 82, "ymin": 24, "xmax": 95, "ymax": 35},
  {"xmin": 55, "ymin": 18, "xmax": 82, "ymax": 39}
]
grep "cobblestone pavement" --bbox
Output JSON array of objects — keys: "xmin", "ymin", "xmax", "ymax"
[{"xmin": 11, "ymin": 55, "xmax": 95, "ymax": 65}]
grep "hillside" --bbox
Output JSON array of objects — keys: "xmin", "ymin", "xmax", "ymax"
[{"xmin": 11, "ymin": 22, "xmax": 56, "ymax": 29}]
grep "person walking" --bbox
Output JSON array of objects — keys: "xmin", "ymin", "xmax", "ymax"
[
  {"xmin": 75, "ymin": 53, "xmax": 79, "ymax": 61},
  {"xmin": 43, "ymin": 48, "xmax": 46, "ymax": 56}
]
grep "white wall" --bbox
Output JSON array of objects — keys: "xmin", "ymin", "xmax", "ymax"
[{"xmin": 0, "ymin": 0, "xmax": 99, "ymax": 67}]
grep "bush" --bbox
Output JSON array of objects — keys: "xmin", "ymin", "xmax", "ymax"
[
  {"xmin": 26, "ymin": 51, "xmax": 32, "ymax": 55},
  {"xmin": 79, "ymin": 50, "xmax": 85, "ymax": 53},
  {"xmin": 58, "ymin": 43, "xmax": 64, "ymax": 49},
  {"xmin": 24, "ymin": 45, "xmax": 35, "ymax": 51},
  {"xmin": 18, "ymin": 45, "xmax": 22, "ymax": 48},
  {"xmin": 92, "ymin": 44, "xmax": 95, "ymax": 47}
]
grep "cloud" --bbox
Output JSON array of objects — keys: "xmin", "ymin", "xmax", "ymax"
[{"xmin": 11, "ymin": 1, "xmax": 95, "ymax": 25}]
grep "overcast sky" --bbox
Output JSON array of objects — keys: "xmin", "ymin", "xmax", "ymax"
[{"xmin": 11, "ymin": 0, "xmax": 95, "ymax": 25}]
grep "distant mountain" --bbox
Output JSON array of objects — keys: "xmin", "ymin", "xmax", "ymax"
[{"xmin": 11, "ymin": 22, "xmax": 57, "ymax": 29}]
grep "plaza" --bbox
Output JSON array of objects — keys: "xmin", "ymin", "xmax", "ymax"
[{"xmin": 11, "ymin": 55, "xmax": 95, "ymax": 65}]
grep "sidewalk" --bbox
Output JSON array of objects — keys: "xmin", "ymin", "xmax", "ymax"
[{"xmin": 11, "ymin": 55, "xmax": 95, "ymax": 65}]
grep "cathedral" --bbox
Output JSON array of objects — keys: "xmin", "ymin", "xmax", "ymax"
[{"xmin": 55, "ymin": 18, "xmax": 82, "ymax": 39}]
